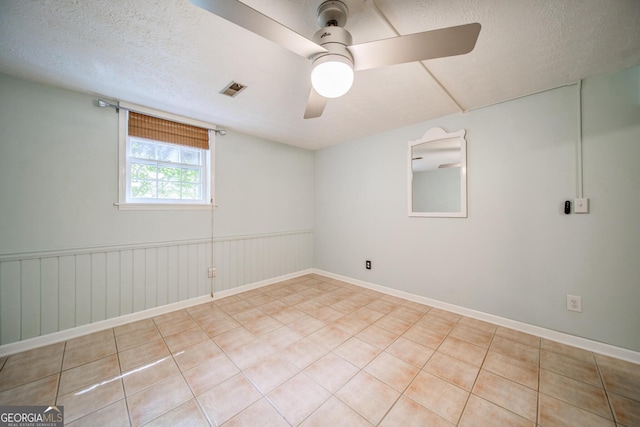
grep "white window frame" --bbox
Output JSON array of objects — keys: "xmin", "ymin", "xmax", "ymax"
[{"xmin": 117, "ymin": 102, "xmax": 215, "ymax": 210}]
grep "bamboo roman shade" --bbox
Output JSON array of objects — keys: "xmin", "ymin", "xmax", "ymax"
[{"xmin": 128, "ymin": 111, "xmax": 209, "ymax": 150}]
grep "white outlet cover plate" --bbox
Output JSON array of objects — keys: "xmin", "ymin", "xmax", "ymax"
[
  {"xmin": 574, "ymin": 198, "xmax": 589, "ymax": 213},
  {"xmin": 567, "ymin": 294, "xmax": 582, "ymax": 312}
]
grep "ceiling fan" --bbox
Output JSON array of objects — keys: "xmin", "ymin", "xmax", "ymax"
[{"xmin": 190, "ymin": 0, "xmax": 481, "ymax": 119}]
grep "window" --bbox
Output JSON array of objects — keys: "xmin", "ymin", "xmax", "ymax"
[
  {"xmin": 127, "ymin": 138, "xmax": 206, "ymax": 202},
  {"xmin": 118, "ymin": 104, "xmax": 215, "ymax": 209}
]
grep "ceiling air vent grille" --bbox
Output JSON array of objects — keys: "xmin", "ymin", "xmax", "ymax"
[{"xmin": 220, "ymin": 81, "xmax": 247, "ymax": 97}]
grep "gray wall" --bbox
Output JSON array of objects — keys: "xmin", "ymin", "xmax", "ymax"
[
  {"xmin": 2, "ymin": 66, "xmax": 639, "ymax": 352},
  {"xmin": 0, "ymin": 75, "xmax": 211, "ymax": 252},
  {"xmin": 314, "ymin": 65, "xmax": 640, "ymax": 352},
  {"xmin": 214, "ymin": 131, "xmax": 314, "ymax": 237},
  {"xmin": 0, "ymin": 73, "xmax": 314, "ymax": 344},
  {"xmin": 0, "ymin": 73, "xmax": 314, "ymax": 252}
]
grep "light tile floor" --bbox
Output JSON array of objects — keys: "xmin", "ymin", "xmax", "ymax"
[{"xmin": 0, "ymin": 274, "xmax": 639, "ymax": 426}]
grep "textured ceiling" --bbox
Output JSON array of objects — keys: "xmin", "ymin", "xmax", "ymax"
[{"xmin": 1, "ymin": 0, "xmax": 639, "ymax": 150}]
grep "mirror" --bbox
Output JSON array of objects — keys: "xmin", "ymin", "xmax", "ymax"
[{"xmin": 408, "ymin": 127, "xmax": 467, "ymax": 217}]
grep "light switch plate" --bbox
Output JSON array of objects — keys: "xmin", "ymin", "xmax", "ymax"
[{"xmin": 574, "ymin": 198, "xmax": 589, "ymax": 214}]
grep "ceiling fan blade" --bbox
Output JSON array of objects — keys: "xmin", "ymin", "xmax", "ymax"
[
  {"xmin": 190, "ymin": 0, "xmax": 326, "ymax": 59},
  {"xmin": 303, "ymin": 88, "xmax": 327, "ymax": 119},
  {"xmin": 350, "ymin": 23, "xmax": 481, "ymax": 71}
]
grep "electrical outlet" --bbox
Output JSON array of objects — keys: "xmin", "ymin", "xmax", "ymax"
[
  {"xmin": 567, "ymin": 295, "xmax": 582, "ymax": 312},
  {"xmin": 365, "ymin": 260, "xmax": 371, "ymax": 270},
  {"xmin": 208, "ymin": 267, "xmax": 216, "ymax": 278}
]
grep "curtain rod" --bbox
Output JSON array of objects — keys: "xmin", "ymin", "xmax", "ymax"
[{"xmin": 94, "ymin": 98, "xmax": 226, "ymax": 135}]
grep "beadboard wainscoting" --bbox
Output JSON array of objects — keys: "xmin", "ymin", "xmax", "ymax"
[
  {"xmin": 213, "ymin": 230, "xmax": 313, "ymax": 293},
  {"xmin": 0, "ymin": 230, "xmax": 313, "ymax": 346}
]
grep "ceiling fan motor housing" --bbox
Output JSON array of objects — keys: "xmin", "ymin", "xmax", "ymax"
[
  {"xmin": 311, "ymin": 26, "xmax": 353, "ymax": 64},
  {"xmin": 316, "ymin": 0, "xmax": 348, "ymax": 28}
]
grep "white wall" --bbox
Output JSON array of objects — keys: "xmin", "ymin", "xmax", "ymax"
[
  {"xmin": 0, "ymin": 74, "xmax": 314, "ymax": 345},
  {"xmin": 314, "ymin": 66, "xmax": 640, "ymax": 352}
]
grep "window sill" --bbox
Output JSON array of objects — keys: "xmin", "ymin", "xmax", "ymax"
[{"xmin": 114, "ymin": 202, "xmax": 214, "ymax": 211}]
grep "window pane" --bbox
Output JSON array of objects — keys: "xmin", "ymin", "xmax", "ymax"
[
  {"xmin": 182, "ymin": 168, "xmax": 201, "ymax": 183},
  {"xmin": 181, "ymin": 148, "xmax": 201, "ymax": 165},
  {"xmin": 130, "ymin": 140, "xmax": 156, "ymax": 160},
  {"xmin": 158, "ymin": 181, "xmax": 181, "ymax": 199},
  {"xmin": 131, "ymin": 163, "xmax": 157, "ymax": 180},
  {"xmin": 131, "ymin": 179, "xmax": 157, "ymax": 198},
  {"xmin": 157, "ymin": 166, "xmax": 181, "ymax": 182},
  {"xmin": 157, "ymin": 144, "xmax": 180, "ymax": 163},
  {"xmin": 182, "ymin": 184, "xmax": 201, "ymax": 200}
]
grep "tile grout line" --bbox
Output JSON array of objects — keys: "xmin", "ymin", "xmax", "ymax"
[
  {"xmin": 538, "ymin": 346, "xmax": 620, "ymax": 424},
  {"xmin": 456, "ymin": 325, "xmax": 498, "ymax": 426},
  {"xmin": 113, "ymin": 329, "xmax": 135, "ymax": 427},
  {"xmin": 593, "ymin": 354, "xmax": 617, "ymax": 424},
  {"xmin": 124, "ymin": 312, "xmax": 197, "ymax": 425},
  {"xmin": 427, "ymin": 310, "xmax": 465, "ymax": 425},
  {"xmin": 166, "ymin": 309, "xmax": 209, "ymax": 427},
  {"xmin": 346, "ymin": 302, "xmax": 420, "ymax": 425},
  {"xmin": 367, "ymin": 307, "xmax": 434, "ymax": 426},
  {"xmin": 53, "ymin": 340, "xmax": 66, "ymax": 409},
  {"xmin": 184, "ymin": 304, "xmax": 226, "ymax": 426},
  {"xmin": 210, "ymin": 302, "xmax": 287, "ymax": 425}
]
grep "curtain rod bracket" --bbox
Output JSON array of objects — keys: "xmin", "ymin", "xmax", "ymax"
[
  {"xmin": 94, "ymin": 98, "xmax": 120, "ymax": 112},
  {"xmin": 94, "ymin": 98, "xmax": 226, "ymax": 134}
]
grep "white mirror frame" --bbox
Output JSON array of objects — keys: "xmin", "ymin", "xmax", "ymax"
[{"xmin": 408, "ymin": 127, "xmax": 467, "ymax": 218}]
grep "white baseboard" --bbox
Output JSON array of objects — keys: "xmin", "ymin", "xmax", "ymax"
[
  {"xmin": 0, "ymin": 294, "xmax": 209, "ymax": 357},
  {"xmin": 212, "ymin": 269, "xmax": 313, "ymax": 299},
  {"xmin": 0, "ymin": 269, "xmax": 313, "ymax": 357},
  {"xmin": 312, "ymin": 269, "xmax": 640, "ymax": 364},
  {"xmin": 3, "ymin": 267, "xmax": 637, "ymax": 365}
]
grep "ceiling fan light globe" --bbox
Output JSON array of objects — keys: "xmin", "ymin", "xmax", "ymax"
[{"xmin": 311, "ymin": 58, "xmax": 354, "ymax": 98}]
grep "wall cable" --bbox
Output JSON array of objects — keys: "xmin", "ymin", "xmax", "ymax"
[{"xmin": 576, "ymin": 80, "xmax": 584, "ymax": 198}]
